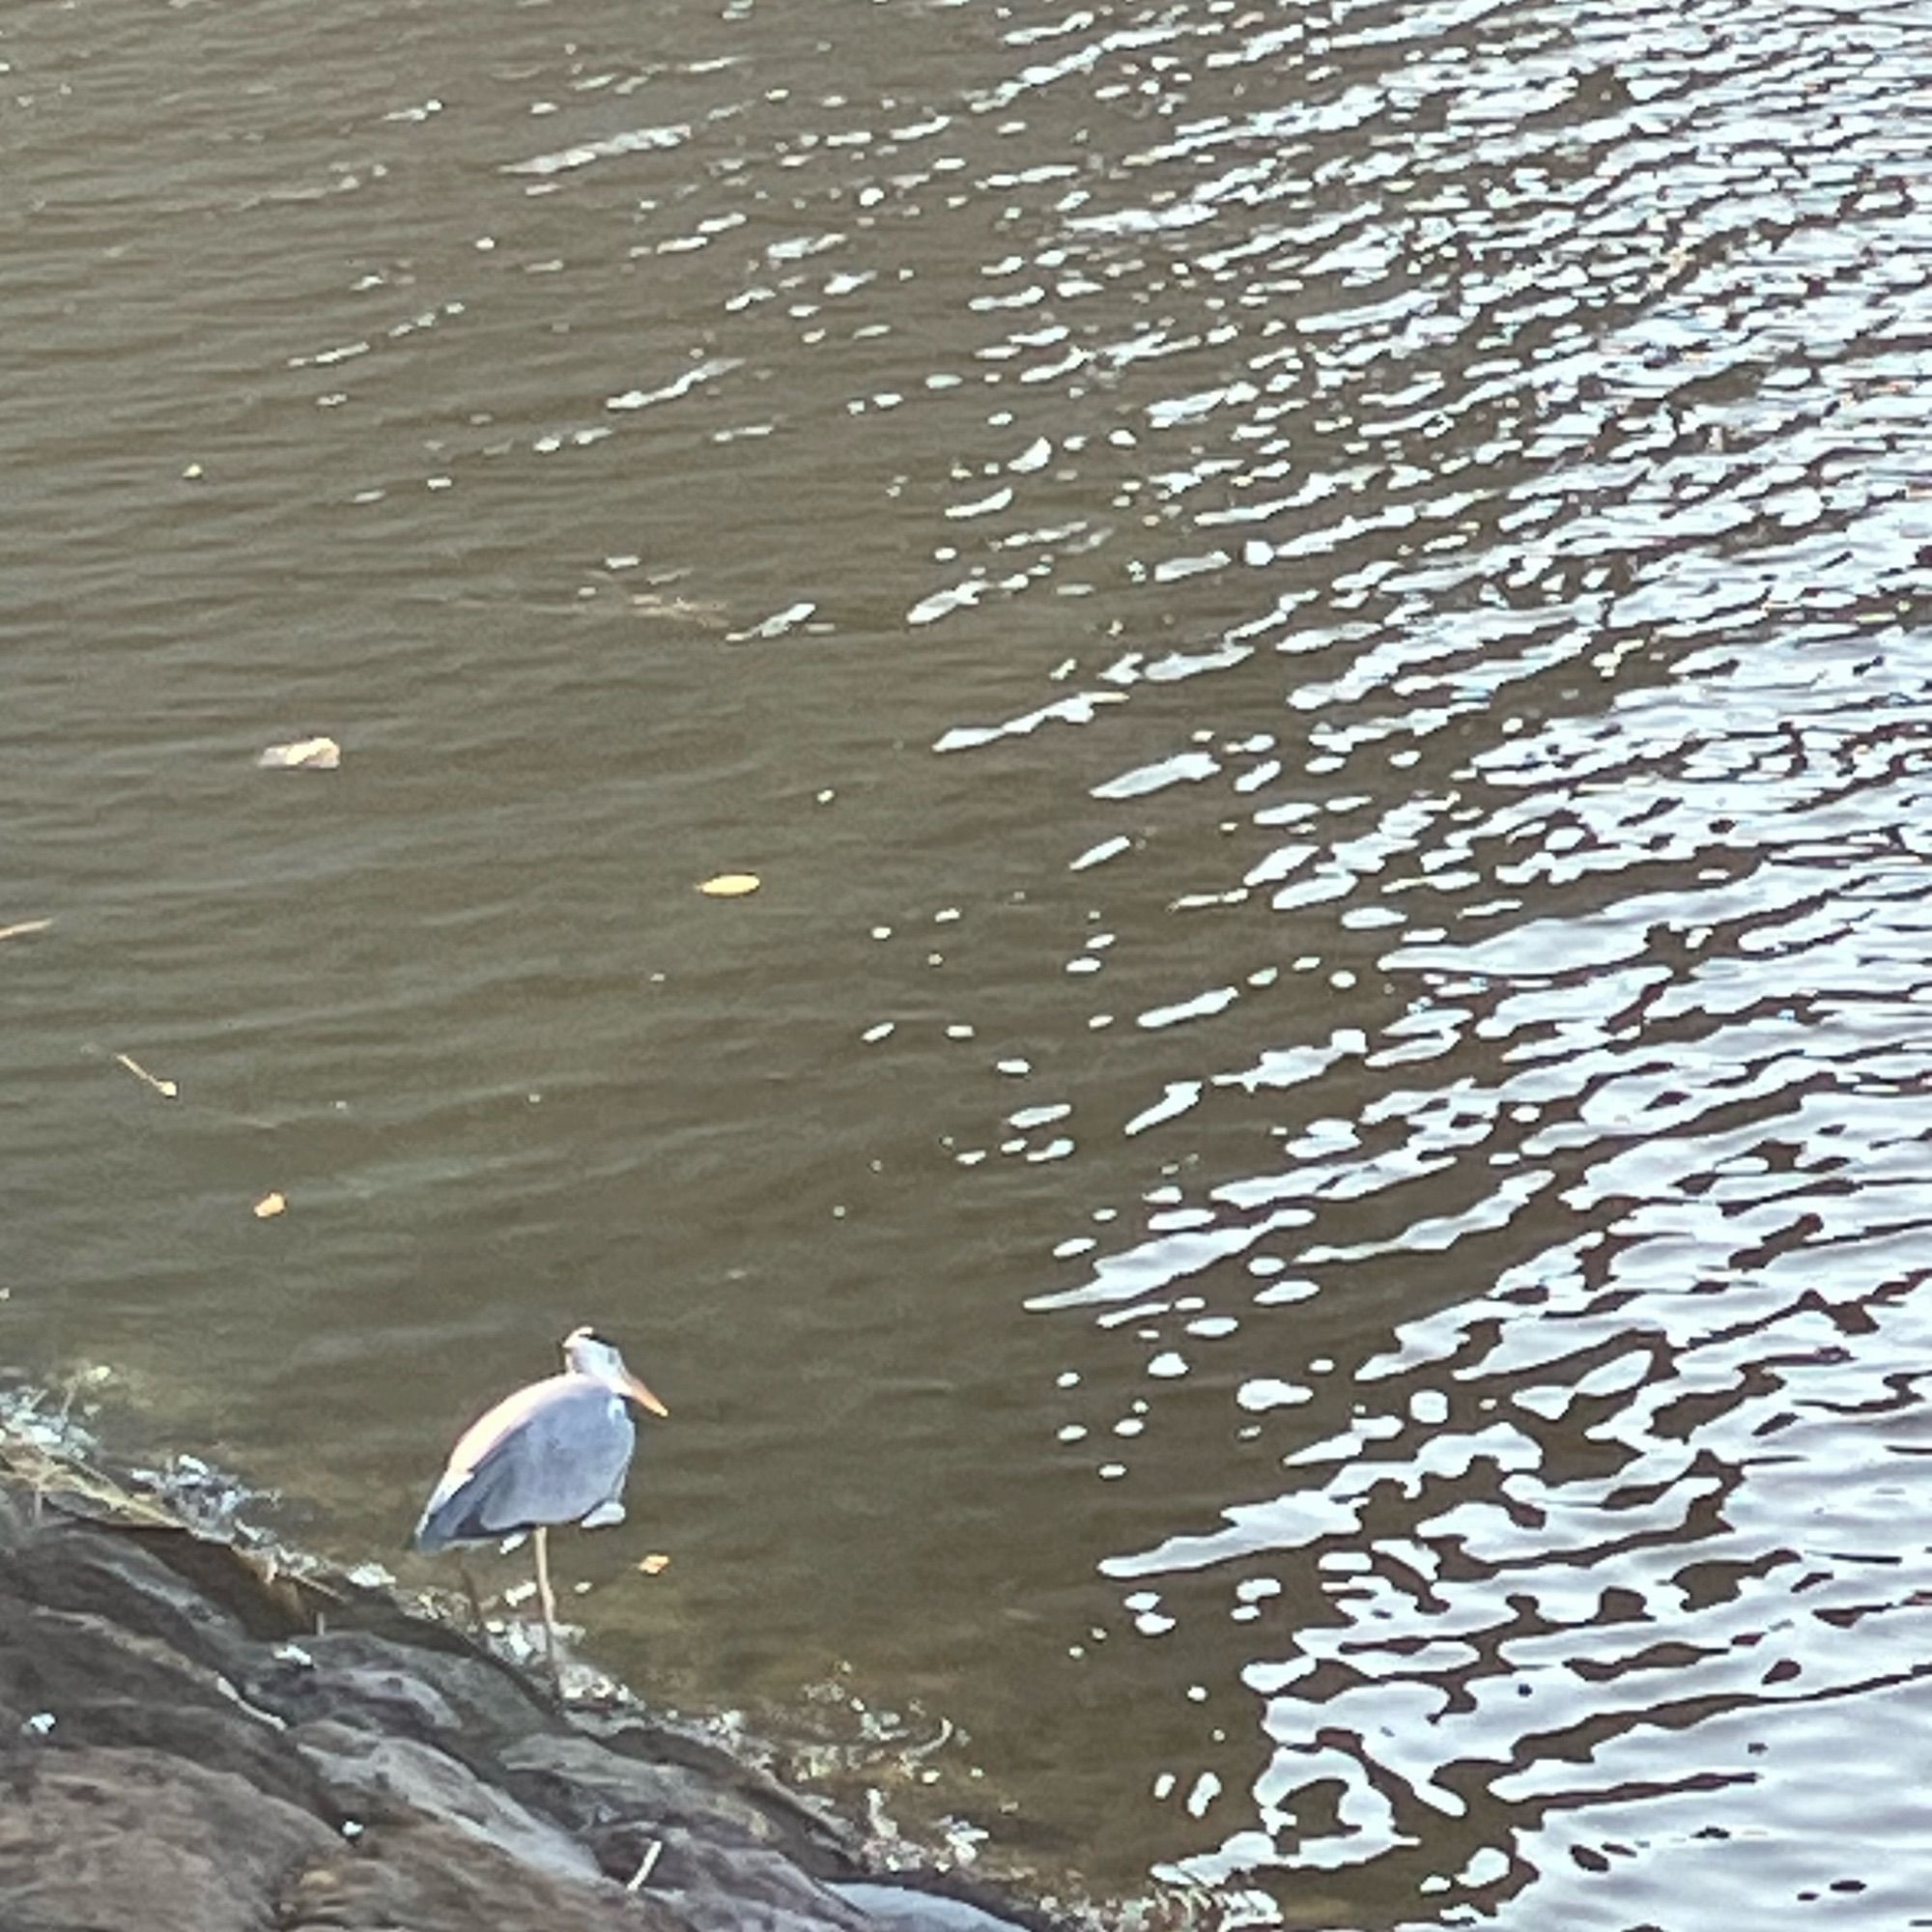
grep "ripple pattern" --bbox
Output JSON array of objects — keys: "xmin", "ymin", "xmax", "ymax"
[{"xmin": 7, "ymin": 0, "xmax": 1932, "ymax": 1922}]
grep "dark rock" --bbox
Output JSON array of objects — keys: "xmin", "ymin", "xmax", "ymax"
[
  {"xmin": 504, "ymin": 1730, "xmax": 810, "ymax": 1848},
  {"xmin": 0, "ymin": 1449, "xmax": 1093, "ymax": 1932},
  {"xmin": 276, "ymin": 1814, "xmax": 691, "ymax": 1932},
  {"xmin": 4, "ymin": 1524, "xmax": 261, "ymax": 1672},
  {"xmin": 243, "ymin": 1627, "xmax": 559, "ymax": 1750},
  {"xmin": 575, "ymin": 1709, "xmax": 866, "ymax": 1866},
  {"xmin": 296, "ymin": 1720, "xmax": 605, "ymax": 1888},
  {"xmin": 835, "ymin": 1881, "xmax": 1043, "ymax": 1932},
  {"xmin": 632, "ymin": 1825, "xmax": 884, "ymax": 1931},
  {"xmin": 0, "ymin": 1745, "xmax": 340, "ymax": 1932}
]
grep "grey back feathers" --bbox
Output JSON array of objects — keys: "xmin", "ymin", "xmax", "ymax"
[{"xmin": 412, "ymin": 1375, "xmax": 638, "ymax": 1550}]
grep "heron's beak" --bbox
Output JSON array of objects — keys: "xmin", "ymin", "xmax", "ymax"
[{"xmin": 625, "ymin": 1373, "xmax": 669, "ymax": 1419}]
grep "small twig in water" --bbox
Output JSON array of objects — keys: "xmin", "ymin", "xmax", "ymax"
[
  {"xmin": 113, "ymin": 1052, "xmax": 180, "ymax": 1100},
  {"xmin": 626, "ymin": 1839, "xmax": 664, "ymax": 1892},
  {"xmin": 0, "ymin": 919, "xmax": 52, "ymax": 944}
]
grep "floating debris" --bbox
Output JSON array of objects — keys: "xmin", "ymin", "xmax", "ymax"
[
  {"xmin": 628, "ymin": 590, "xmax": 728, "ymax": 630},
  {"xmin": 252, "ymin": 1192, "xmax": 288, "ymax": 1220},
  {"xmin": 113, "ymin": 1052, "xmax": 179, "ymax": 1100},
  {"xmin": 257, "ymin": 736, "xmax": 342, "ymax": 771},
  {"xmin": 726, "ymin": 600, "xmax": 816, "ymax": 644},
  {"xmin": 0, "ymin": 919, "xmax": 52, "ymax": 944},
  {"xmin": 696, "ymin": 873, "xmax": 760, "ymax": 897},
  {"xmin": 637, "ymin": 1552, "xmax": 671, "ymax": 1576}
]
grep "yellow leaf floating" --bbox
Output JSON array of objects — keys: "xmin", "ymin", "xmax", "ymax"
[
  {"xmin": 638, "ymin": 1553, "xmax": 671, "ymax": 1576},
  {"xmin": 253, "ymin": 1192, "xmax": 288, "ymax": 1219},
  {"xmin": 696, "ymin": 873, "xmax": 760, "ymax": 897}
]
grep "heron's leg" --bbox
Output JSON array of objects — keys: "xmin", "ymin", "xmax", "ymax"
[
  {"xmin": 457, "ymin": 1560, "xmax": 487, "ymax": 1634},
  {"xmin": 532, "ymin": 1524, "xmax": 562, "ymax": 1690}
]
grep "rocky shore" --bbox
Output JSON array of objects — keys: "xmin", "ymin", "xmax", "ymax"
[{"xmin": 0, "ymin": 1422, "xmax": 1095, "ymax": 1932}]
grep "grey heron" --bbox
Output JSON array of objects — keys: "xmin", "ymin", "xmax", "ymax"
[{"xmin": 412, "ymin": 1324, "xmax": 668, "ymax": 1681}]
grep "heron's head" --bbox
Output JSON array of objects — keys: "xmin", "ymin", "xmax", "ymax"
[{"xmin": 562, "ymin": 1325, "xmax": 669, "ymax": 1418}]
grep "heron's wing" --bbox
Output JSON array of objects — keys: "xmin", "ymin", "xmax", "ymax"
[{"xmin": 412, "ymin": 1375, "xmax": 636, "ymax": 1548}]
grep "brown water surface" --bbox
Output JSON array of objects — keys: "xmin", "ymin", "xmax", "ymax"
[{"xmin": 7, "ymin": 0, "xmax": 1932, "ymax": 1923}]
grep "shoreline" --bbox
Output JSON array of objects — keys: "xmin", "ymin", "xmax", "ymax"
[{"xmin": 0, "ymin": 1400, "xmax": 1149, "ymax": 1932}]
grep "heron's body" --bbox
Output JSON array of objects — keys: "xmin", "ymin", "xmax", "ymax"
[
  {"xmin": 411, "ymin": 1327, "xmax": 668, "ymax": 1685},
  {"xmin": 413, "ymin": 1373, "xmax": 639, "ymax": 1549}
]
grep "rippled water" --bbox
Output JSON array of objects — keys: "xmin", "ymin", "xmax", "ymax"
[{"xmin": 7, "ymin": 0, "xmax": 1932, "ymax": 1922}]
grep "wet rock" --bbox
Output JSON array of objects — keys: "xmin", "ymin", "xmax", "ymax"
[
  {"xmin": 5, "ymin": 1525, "xmax": 260, "ymax": 1672},
  {"xmin": 836, "ymin": 1882, "xmax": 1043, "ymax": 1932},
  {"xmin": 278, "ymin": 1813, "xmax": 687, "ymax": 1932},
  {"xmin": 0, "ymin": 1451, "xmax": 1090, "ymax": 1932},
  {"xmin": 244, "ymin": 1627, "xmax": 558, "ymax": 1751},
  {"xmin": 504, "ymin": 1729, "xmax": 822, "ymax": 1850},
  {"xmin": 296, "ymin": 1722, "xmax": 605, "ymax": 1888},
  {"xmin": 0, "ymin": 1747, "xmax": 340, "ymax": 1932},
  {"xmin": 626, "ymin": 1826, "xmax": 883, "ymax": 1931}
]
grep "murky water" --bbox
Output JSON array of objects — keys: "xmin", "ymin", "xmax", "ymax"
[{"xmin": 8, "ymin": 0, "xmax": 1932, "ymax": 1921}]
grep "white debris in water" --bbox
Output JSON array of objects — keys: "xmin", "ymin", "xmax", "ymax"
[
  {"xmin": 1147, "ymin": 1351, "xmax": 1189, "ymax": 1378},
  {"xmin": 1186, "ymin": 1316, "xmax": 1239, "ymax": 1338},
  {"xmin": 1070, "ymin": 834, "xmax": 1131, "ymax": 871},
  {"xmin": 728, "ymin": 601, "xmax": 817, "ymax": 643},
  {"xmin": 1254, "ymin": 1277, "xmax": 1319, "ymax": 1309},
  {"xmin": 257, "ymin": 736, "xmax": 341, "ymax": 770},
  {"xmin": 1185, "ymin": 1772, "xmax": 1221, "ymax": 1818},
  {"xmin": 1236, "ymin": 1378, "xmax": 1312, "ymax": 1411}
]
